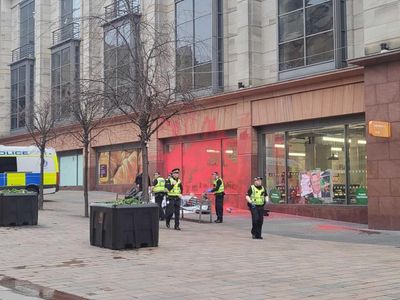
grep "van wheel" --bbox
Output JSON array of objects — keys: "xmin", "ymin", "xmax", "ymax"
[{"xmin": 27, "ymin": 186, "xmax": 39, "ymax": 194}]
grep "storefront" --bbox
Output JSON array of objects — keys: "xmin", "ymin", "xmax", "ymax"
[
  {"xmin": 58, "ymin": 151, "xmax": 83, "ymax": 187},
  {"xmin": 260, "ymin": 115, "xmax": 368, "ymax": 208},
  {"xmin": 95, "ymin": 143, "xmax": 142, "ymax": 192},
  {"xmin": 162, "ymin": 133, "xmax": 239, "ymax": 207}
]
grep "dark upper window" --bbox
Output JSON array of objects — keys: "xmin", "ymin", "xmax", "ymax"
[
  {"xmin": 104, "ymin": 22, "xmax": 133, "ymax": 93},
  {"xmin": 175, "ymin": 0, "xmax": 222, "ymax": 93},
  {"xmin": 61, "ymin": 0, "xmax": 80, "ymax": 26},
  {"xmin": 278, "ymin": 0, "xmax": 343, "ymax": 75},
  {"xmin": 51, "ymin": 44, "xmax": 80, "ymax": 119},
  {"xmin": 20, "ymin": 0, "xmax": 35, "ymax": 47},
  {"xmin": 10, "ymin": 63, "xmax": 33, "ymax": 129}
]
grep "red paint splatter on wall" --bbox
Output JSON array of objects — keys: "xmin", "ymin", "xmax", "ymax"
[{"xmin": 163, "ymin": 137, "xmax": 240, "ymax": 208}]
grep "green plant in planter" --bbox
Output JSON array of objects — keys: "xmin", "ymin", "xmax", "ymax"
[
  {"xmin": 0, "ymin": 189, "xmax": 29, "ymax": 195},
  {"xmin": 109, "ymin": 197, "xmax": 142, "ymax": 206}
]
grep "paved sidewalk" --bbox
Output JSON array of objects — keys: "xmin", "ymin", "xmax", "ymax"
[{"xmin": 0, "ymin": 191, "xmax": 400, "ymax": 300}]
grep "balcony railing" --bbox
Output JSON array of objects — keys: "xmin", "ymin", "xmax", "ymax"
[
  {"xmin": 105, "ymin": 0, "xmax": 140, "ymax": 21},
  {"xmin": 52, "ymin": 22, "xmax": 80, "ymax": 45},
  {"xmin": 11, "ymin": 44, "xmax": 34, "ymax": 62}
]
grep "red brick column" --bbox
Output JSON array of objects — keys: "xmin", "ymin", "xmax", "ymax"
[{"xmin": 362, "ymin": 57, "xmax": 400, "ymax": 230}]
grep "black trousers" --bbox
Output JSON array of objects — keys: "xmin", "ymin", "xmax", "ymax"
[
  {"xmin": 215, "ymin": 193, "xmax": 224, "ymax": 221},
  {"xmin": 154, "ymin": 193, "xmax": 165, "ymax": 220},
  {"xmin": 250, "ymin": 205, "xmax": 264, "ymax": 237},
  {"xmin": 165, "ymin": 196, "xmax": 180, "ymax": 227}
]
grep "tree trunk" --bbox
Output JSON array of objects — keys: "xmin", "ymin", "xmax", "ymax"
[
  {"xmin": 141, "ymin": 140, "xmax": 149, "ymax": 202},
  {"xmin": 83, "ymin": 143, "xmax": 89, "ymax": 217},
  {"xmin": 39, "ymin": 148, "xmax": 45, "ymax": 210}
]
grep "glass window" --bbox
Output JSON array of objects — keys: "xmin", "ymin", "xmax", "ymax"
[
  {"xmin": 278, "ymin": 0, "xmax": 336, "ymax": 72},
  {"xmin": 10, "ymin": 64, "xmax": 31, "ymax": 129},
  {"xmin": 306, "ymin": 2, "xmax": 333, "ymax": 35},
  {"xmin": 104, "ymin": 22, "xmax": 134, "ymax": 94},
  {"xmin": 20, "ymin": 1, "xmax": 35, "ymax": 47},
  {"xmin": 195, "ymin": 0, "xmax": 212, "ymax": 18},
  {"xmin": 176, "ymin": 0, "xmax": 193, "ymax": 25},
  {"xmin": 279, "ymin": 0, "xmax": 303, "ymax": 14},
  {"xmin": 51, "ymin": 45, "xmax": 79, "ymax": 119},
  {"xmin": 306, "ymin": 31, "xmax": 334, "ymax": 65},
  {"xmin": 0, "ymin": 157, "xmax": 18, "ymax": 173},
  {"xmin": 194, "ymin": 14, "xmax": 212, "ymax": 42},
  {"xmin": 265, "ymin": 133, "xmax": 286, "ymax": 204},
  {"xmin": 98, "ymin": 149, "xmax": 142, "ymax": 185},
  {"xmin": 279, "ymin": 10, "xmax": 304, "ymax": 43},
  {"xmin": 348, "ymin": 124, "xmax": 367, "ymax": 205},
  {"xmin": 263, "ymin": 123, "xmax": 367, "ymax": 205},
  {"xmin": 194, "ymin": 39, "xmax": 212, "ymax": 65},
  {"xmin": 279, "ymin": 39, "xmax": 304, "ymax": 71},
  {"xmin": 175, "ymin": 0, "xmax": 221, "ymax": 92},
  {"xmin": 194, "ymin": 63, "xmax": 212, "ymax": 89},
  {"xmin": 287, "ymin": 126, "xmax": 346, "ymax": 204}
]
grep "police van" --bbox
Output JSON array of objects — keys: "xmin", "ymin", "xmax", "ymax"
[{"xmin": 0, "ymin": 146, "xmax": 59, "ymax": 193}]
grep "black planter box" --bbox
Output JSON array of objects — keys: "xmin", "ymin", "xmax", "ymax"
[
  {"xmin": 90, "ymin": 203, "xmax": 159, "ymax": 250},
  {"xmin": 0, "ymin": 193, "xmax": 38, "ymax": 226}
]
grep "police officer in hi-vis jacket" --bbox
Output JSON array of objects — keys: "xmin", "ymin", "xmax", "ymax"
[
  {"xmin": 208, "ymin": 171, "xmax": 225, "ymax": 223},
  {"xmin": 152, "ymin": 171, "xmax": 166, "ymax": 221},
  {"xmin": 165, "ymin": 168, "xmax": 183, "ymax": 230},
  {"xmin": 246, "ymin": 177, "xmax": 268, "ymax": 239}
]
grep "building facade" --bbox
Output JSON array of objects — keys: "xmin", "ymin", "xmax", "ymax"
[{"xmin": 0, "ymin": 0, "xmax": 399, "ymax": 229}]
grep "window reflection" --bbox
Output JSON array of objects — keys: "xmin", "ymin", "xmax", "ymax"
[
  {"xmin": 278, "ymin": 0, "xmax": 335, "ymax": 71},
  {"xmin": 176, "ymin": 0, "xmax": 220, "ymax": 92},
  {"xmin": 264, "ymin": 123, "xmax": 368, "ymax": 205}
]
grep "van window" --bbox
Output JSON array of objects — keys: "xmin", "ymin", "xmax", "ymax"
[{"xmin": 0, "ymin": 157, "xmax": 18, "ymax": 173}]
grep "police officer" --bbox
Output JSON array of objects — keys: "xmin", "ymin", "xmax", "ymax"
[
  {"xmin": 208, "ymin": 171, "xmax": 225, "ymax": 223},
  {"xmin": 246, "ymin": 177, "xmax": 268, "ymax": 239},
  {"xmin": 165, "ymin": 168, "xmax": 183, "ymax": 230},
  {"xmin": 152, "ymin": 171, "xmax": 166, "ymax": 221}
]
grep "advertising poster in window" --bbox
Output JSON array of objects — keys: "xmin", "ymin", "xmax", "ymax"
[
  {"xmin": 299, "ymin": 170, "xmax": 333, "ymax": 204},
  {"xmin": 98, "ymin": 149, "xmax": 141, "ymax": 185}
]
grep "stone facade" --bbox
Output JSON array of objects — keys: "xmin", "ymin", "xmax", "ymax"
[
  {"xmin": 350, "ymin": 50, "xmax": 400, "ymax": 230},
  {"xmin": 0, "ymin": 0, "xmax": 399, "ymax": 137}
]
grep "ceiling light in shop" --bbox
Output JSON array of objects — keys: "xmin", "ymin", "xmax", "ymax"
[
  {"xmin": 206, "ymin": 149, "xmax": 220, "ymax": 153},
  {"xmin": 274, "ymin": 144, "xmax": 285, "ymax": 148},
  {"xmin": 357, "ymin": 140, "xmax": 367, "ymax": 145},
  {"xmin": 289, "ymin": 152, "xmax": 306, "ymax": 157},
  {"xmin": 331, "ymin": 147, "xmax": 343, "ymax": 152},
  {"xmin": 225, "ymin": 150, "xmax": 234, "ymax": 154},
  {"xmin": 323, "ymin": 137, "xmax": 351, "ymax": 143}
]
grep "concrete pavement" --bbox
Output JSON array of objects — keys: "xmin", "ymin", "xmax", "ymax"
[{"xmin": 0, "ymin": 191, "xmax": 400, "ymax": 300}]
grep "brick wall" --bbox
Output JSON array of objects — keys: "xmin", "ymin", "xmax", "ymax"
[{"xmin": 364, "ymin": 59, "xmax": 400, "ymax": 230}]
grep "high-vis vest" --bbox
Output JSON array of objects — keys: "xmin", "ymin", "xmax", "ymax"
[
  {"xmin": 213, "ymin": 178, "xmax": 224, "ymax": 194},
  {"xmin": 168, "ymin": 178, "xmax": 182, "ymax": 197},
  {"xmin": 251, "ymin": 185, "xmax": 265, "ymax": 205},
  {"xmin": 153, "ymin": 177, "xmax": 165, "ymax": 193}
]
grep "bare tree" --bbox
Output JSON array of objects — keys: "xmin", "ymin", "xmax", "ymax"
[
  {"xmin": 25, "ymin": 96, "xmax": 57, "ymax": 209},
  {"xmin": 98, "ymin": 1, "xmax": 195, "ymax": 201},
  {"xmin": 68, "ymin": 80, "xmax": 112, "ymax": 217}
]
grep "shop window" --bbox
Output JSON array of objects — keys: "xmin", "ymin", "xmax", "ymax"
[
  {"xmin": 288, "ymin": 126, "xmax": 345, "ymax": 204},
  {"xmin": 164, "ymin": 138, "xmax": 238, "ymax": 196},
  {"xmin": 262, "ymin": 122, "xmax": 367, "ymax": 205},
  {"xmin": 222, "ymin": 138, "xmax": 238, "ymax": 194},
  {"xmin": 182, "ymin": 139, "xmax": 222, "ymax": 193},
  {"xmin": 98, "ymin": 149, "xmax": 142, "ymax": 185},
  {"xmin": 265, "ymin": 133, "xmax": 286, "ymax": 204},
  {"xmin": 348, "ymin": 124, "xmax": 367, "ymax": 205}
]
